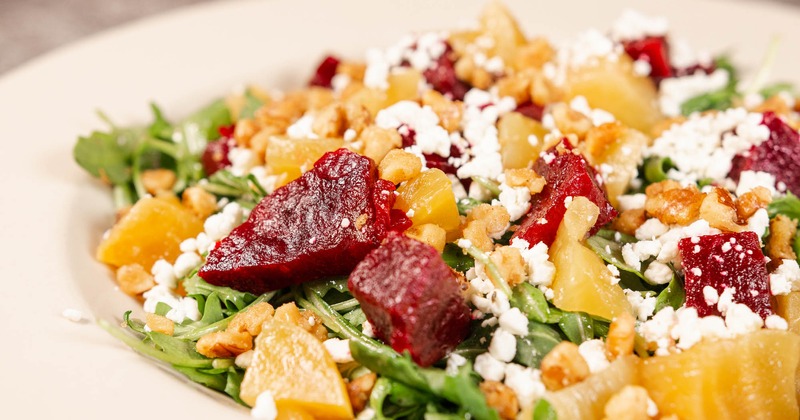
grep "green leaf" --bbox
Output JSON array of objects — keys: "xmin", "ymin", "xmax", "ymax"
[
  {"xmin": 679, "ymin": 57, "xmax": 739, "ymax": 116},
  {"xmin": 224, "ymin": 369, "xmax": 247, "ymax": 405},
  {"xmin": 239, "ymin": 90, "xmax": 265, "ymax": 120},
  {"xmin": 457, "ymin": 197, "xmax": 482, "ymax": 216},
  {"xmin": 201, "ymin": 170, "xmax": 268, "ymax": 209},
  {"xmin": 586, "ymin": 233, "xmax": 647, "ymax": 281},
  {"xmin": 173, "ymin": 366, "xmax": 227, "ymax": 391},
  {"xmin": 148, "ymin": 103, "xmax": 174, "ymax": 140},
  {"xmin": 471, "ymin": 176, "xmax": 501, "ymax": 197},
  {"xmin": 768, "ymin": 192, "xmax": 800, "ymax": 220},
  {"xmin": 98, "ymin": 319, "xmax": 213, "ymax": 369},
  {"xmin": 183, "ymin": 274, "xmax": 258, "ymax": 313},
  {"xmin": 73, "ymin": 130, "xmax": 136, "ymax": 185},
  {"xmin": 441, "ymin": 243, "xmax": 475, "ymax": 272},
  {"xmin": 532, "ymin": 399, "xmax": 558, "ymax": 420},
  {"xmin": 655, "ymin": 276, "xmax": 685, "ymax": 312},
  {"xmin": 453, "ymin": 320, "xmax": 496, "ymax": 360},
  {"xmin": 511, "ymin": 283, "xmax": 557, "ymax": 324},
  {"xmin": 760, "ymin": 82, "xmax": 795, "ymax": 98},
  {"xmin": 558, "ymin": 312, "xmax": 594, "ymax": 344},
  {"xmin": 179, "ymin": 99, "xmax": 232, "ymax": 154},
  {"xmin": 643, "ymin": 156, "xmax": 675, "ymax": 184},
  {"xmin": 514, "ymin": 321, "xmax": 562, "ymax": 368}
]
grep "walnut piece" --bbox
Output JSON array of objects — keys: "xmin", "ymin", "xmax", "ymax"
[
  {"xmin": 767, "ymin": 214, "xmax": 798, "ymax": 262},
  {"xmin": 195, "ymin": 330, "xmax": 253, "ymax": 358},
  {"xmin": 603, "ymin": 385, "xmax": 652, "ymax": 420},
  {"xmin": 480, "ymin": 380, "xmax": 520, "ymax": 420},
  {"xmin": 182, "ymin": 186, "xmax": 217, "ymax": 220},
  {"xmin": 405, "ymin": 223, "xmax": 447, "ymax": 253},
  {"xmin": 378, "ymin": 149, "xmax": 422, "ymax": 184},
  {"xmin": 116, "ymin": 264, "xmax": 155, "ymax": 296},
  {"xmin": 540, "ymin": 341, "xmax": 591, "ymax": 390},
  {"xmin": 606, "ymin": 312, "xmax": 635, "ymax": 360},
  {"xmin": 644, "ymin": 181, "xmax": 706, "ymax": 225},
  {"xmin": 145, "ymin": 313, "xmax": 175, "ymax": 336},
  {"xmin": 347, "ymin": 373, "xmax": 377, "ymax": 414},
  {"xmin": 228, "ymin": 302, "xmax": 275, "ymax": 337}
]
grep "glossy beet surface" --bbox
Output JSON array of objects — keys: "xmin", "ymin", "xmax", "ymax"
[
  {"xmin": 348, "ymin": 233, "xmax": 471, "ymax": 367},
  {"xmin": 512, "ymin": 142, "xmax": 617, "ymax": 247},
  {"xmin": 729, "ymin": 112, "xmax": 800, "ymax": 195},
  {"xmin": 622, "ymin": 36, "xmax": 673, "ymax": 81},
  {"xmin": 201, "ymin": 137, "xmax": 235, "ymax": 176},
  {"xmin": 200, "ymin": 149, "xmax": 396, "ymax": 293},
  {"xmin": 679, "ymin": 231, "xmax": 773, "ymax": 319},
  {"xmin": 309, "ymin": 55, "xmax": 341, "ymax": 88},
  {"xmin": 422, "ymin": 45, "xmax": 470, "ymax": 101}
]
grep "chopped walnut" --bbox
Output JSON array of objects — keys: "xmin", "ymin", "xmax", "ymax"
[
  {"xmin": 306, "ymin": 87, "xmax": 335, "ymax": 112},
  {"xmin": 752, "ymin": 95, "xmax": 793, "ymax": 117},
  {"xmin": 489, "ymin": 246, "xmax": 527, "ymax": 287},
  {"xmin": 540, "ymin": 341, "xmax": 591, "ymax": 390},
  {"xmin": 612, "ymin": 209, "xmax": 647, "ymax": 236},
  {"xmin": 343, "ymin": 103, "xmax": 372, "ymax": 135},
  {"xmin": 234, "ymin": 119, "xmax": 260, "ymax": 147},
  {"xmin": 496, "ymin": 72, "xmax": 532, "ymax": 105},
  {"xmin": 644, "ymin": 181, "xmax": 706, "ymax": 226},
  {"xmin": 512, "ymin": 37, "xmax": 555, "ymax": 70},
  {"xmin": 529, "ymin": 70, "xmax": 563, "ymax": 106},
  {"xmin": 347, "ymin": 373, "xmax": 377, "ymax": 414},
  {"xmin": 606, "ymin": 313, "xmax": 635, "ymax": 360},
  {"xmin": 313, "ymin": 103, "xmax": 347, "ymax": 138},
  {"xmin": 736, "ymin": 186, "xmax": 771, "ymax": 220},
  {"xmin": 355, "ymin": 214, "xmax": 369, "ymax": 231},
  {"xmin": 584, "ymin": 122, "xmax": 626, "ymax": 160},
  {"xmin": 467, "ymin": 204, "xmax": 511, "ymax": 239},
  {"xmin": 504, "ymin": 168, "xmax": 545, "ymax": 194},
  {"xmin": 254, "ymin": 92, "xmax": 307, "ymax": 134},
  {"xmin": 479, "ymin": 380, "xmax": 520, "ymax": 420},
  {"xmin": 249, "ymin": 130, "xmax": 272, "ymax": 163},
  {"xmin": 273, "ymin": 302, "xmax": 328, "ymax": 342},
  {"xmin": 228, "ymin": 302, "xmax": 275, "ymax": 336},
  {"xmin": 141, "ymin": 169, "xmax": 177, "ymax": 195},
  {"xmin": 360, "ymin": 126, "xmax": 403, "ymax": 163},
  {"xmin": 182, "ymin": 186, "xmax": 217, "ymax": 219},
  {"xmin": 196, "ymin": 331, "xmax": 252, "ymax": 358},
  {"xmin": 405, "ymin": 223, "xmax": 447, "ymax": 253},
  {"xmin": 463, "ymin": 220, "xmax": 495, "ymax": 252},
  {"xmin": 378, "ymin": 149, "xmax": 422, "ymax": 184},
  {"xmin": 421, "ymin": 90, "xmax": 463, "ymax": 133},
  {"xmin": 767, "ymin": 214, "xmax": 798, "ymax": 262},
  {"xmin": 603, "ymin": 385, "xmax": 652, "ymax": 420},
  {"xmin": 146, "ymin": 313, "xmax": 175, "ymax": 336},
  {"xmin": 699, "ymin": 187, "xmax": 744, "ymax": 232},
  {"xmin": 116, "ymin": 264, "xmax": 155, "ymax": 296},
  {"xmin": 455, "ymin": 56, "xmax": 493, "ymax": 90},
  {"xmin": 550, "ymin": 103, "xmax": 593, "ymax": 140}
]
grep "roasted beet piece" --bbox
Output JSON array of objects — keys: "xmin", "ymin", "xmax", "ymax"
[
  {"xmin": 308, "ymin": 55, "xmax": 341, "ymax": 88},
  {"xmin": 201, "ymin": 137, "xmax": 235, "ymax": 176},
  {"xmin": 679, "ymin": 231, "xmax": 773, "ymax": 319},
  {"xmin": 512, "ymin": 142, "xmax": 617, "ymax": 247},
  {"xmin": 348, "ymin": 233, "xmax": 471, "ymax": 367},
  {"xmin": 621, "ymin": 36, "xmax": 673, "ymax": 81},
  {"xmin": 729, "ymin": 112, "xmax": 800, "ymax": 195},
  {"xmin": 199, "ymin": 149, "xmax": 395, "ymax": 293},
  {"xmin": 514, "ymin": 101, "xmax": 544, "ymax": 121},
  {"xmin": 422, "ymin": 44, "xmax": 470, "ymax": 101}
]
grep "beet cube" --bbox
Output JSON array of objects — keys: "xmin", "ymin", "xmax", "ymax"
[
  {"xmin": 621, "ymin": 36, "xmax": 673, "ymax": 81},
  {"xmin": 348, "ymin": 233, "xmax": 471, "ymax": 367},
  {"xmin": 422, "ymin": 44, "xmax": 470, "ymax": 101},
  {"xmin": 201, "ymin": 137, "xmax": 235, "ymax": 176},
  {"xmin": 512, "ymin": 142, "xmax": 617, "ymax": 247},
  {"xmin": 729, "ymin": 112, "xmax": 800, "ymax": 195},
  {"xmin": 679, "ymin": 231, "xmax": 773, "ymax": 319},
  {"xmin": 199, "ymin": 149, "xmax": 395, "ymax": 294},
  {"xmin": 308, "ymin": 55, "xmax": 341, "ymax": 88}
]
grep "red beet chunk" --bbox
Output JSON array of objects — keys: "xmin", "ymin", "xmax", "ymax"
[
  {"xmin": 729, "ymin": 112, "xmax": 800, "ymax": 195},
  {"xmin": 199, "ymin": 149, "xmax": 395, "ymax": 293},
  {"xmin": 679, "ymin": 231, "xmax": 773, "ymax": 319},
  {"xmin": 308, "ymin": 55, "xmax": 341, "ymax": 88},
  {"xmin": 201, "ymin": 137, "xmax": 235, "ymax": 176},
  {"xmin": 512, "ymin": 142, "xmax": 617, "ymax": 247},
  {"xmin": 422, "ymin": 44, "xmax": 470, "ymax": 101},
  {"xmin": 514, "ymin": 101, "xmax": 544, "ymax": 121},
  {"xmin": 348, "ymin": 233, "xmax": 471, "ymax": 366},
  {"xmin": 622, "ymin": 36, "xmax": 673, "ymax": 81}
]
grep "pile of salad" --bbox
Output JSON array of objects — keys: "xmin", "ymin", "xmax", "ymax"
[{"xmin": 74, "ymin": 3, "xmax": 800, "ymax": 419}]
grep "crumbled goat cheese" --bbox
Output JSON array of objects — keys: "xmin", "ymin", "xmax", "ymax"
[
  {"xmin": 456, "ymin": 89, "xmax": 515, "ymax": 181},
  {"xmin": 235, "ymin": 350, "xmax": 254, "ymax": 369},
  {"xmin": 610, "ymin": 9, "xmax": 669, "ymax": 41},
  {"xmin": 645, "ymin": 108, "xmax": 770, "ymax": 183},
  {"xmin": 228, "ymin": 146, "xmax": 258, "ymax": 176},
  {"xmin": 617, "ymin": 193, "xmax": 647, "ymax": 212},
  {"xmin": 323, "ymin": 338, "xmax": 354, "ymax": 363},
  {"xmin": 251, "ymin": 390, "xmax": 278, "ymax": 420},
  {"xmin": 173, "ymin": 252, "xmax": 202, "ymax": 279},
  {"xmin": 509, "ymin": 238, "xmax": 556, "ymax": 287},
  {"xmin": 765, "ymin": 314, "xmax": 789, "ymax": 330},
  {"xmin": 375, "ymin": 101, "xmax": 451, "ymax": 157},
  {"xmin": 644, "ymin": 261, "xmax": 673, "ymax": 285},
  {"xmin": 669, "ymin": 37, "xmax": 713, "ymax": 70},
  {"xmin": 494, "ymin": 182, "xmax": 531, "ymax": 222},
  {"xmin": 735, "ymin": 170, "xmax": 778, "ymax": 197},
  {"xmin": 474, "ymin": 353, "xmax": 507, "ymax": 381},
  {"xmin": 364, "ymin": 32, "xmax": 447, "ymax": 90},
  {"xmin": 569, "ymin": 96, "xmax": 615, "ymax": 126},
  {"xmin": 545, "ymin": 29, "xmax": 621, "ymax": 86},
  {"xmin": 635, "ymin": 218, "xmax": 668, "ymax": 240},
  {"xmin": 503, "ymin": 364, "xmax": 546, "ymax": 409},
  {"xmin": 770, "ymin": 259, "xmax": 800, "ymax": 295},
  {"xmin": 286, "ymin": 114, "xmax": 318, "ymax": 139},
  {"xmin": 143, "ymin": 285, "xmax": 201, "ymax": 323},
  {"xmin": 489, "ymin": 328, "xmax": 517, "ymax": 363},
  {"xmin": 703, "ymin": 286, "xmax": 720, "ymax": 306},
  {"xmin": 498, "ymin": 308, "xmax": 529, "ymax": 336},
  {"xmin": 62, "ymin": 308, "xmax": 84, "ymax": 323},
  {"xmin": 659, "ymin": 69, "xmax": 729, "ymax": 117},
  {"xmin": 362, "ymin": 320, "xmax": 375, "ymax": 338},
  {"xmin": 746, "ymin": 208, "xmax": 770, "ymax": 238},
  {"xmin": 625, "ymin": 289, "xmax": 657, "ymax": 321},
  {"xmin": 152, "ymin": 259, "xmax": 178, "ymax": 288},
  {"xmin": 578, "ymin": 339, "xmax": 611, "ymax": 373}
]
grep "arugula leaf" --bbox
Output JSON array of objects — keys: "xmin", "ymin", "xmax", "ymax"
[
  {"xmin": 148, "ymin": 103, "xmax": 174, "ymax": 140},
  {"xmin": 201, "ymin": 170, "xmax": 268, "ymax": 209},
  {"xmin": 655, "ymin": 276, "xmax": 686, "ymax": 312},
  {"xmin": 457, "ymin": 197, "xmax": 482, "ymax": 216},
  {"xmin": 73, "ymin": 129, "xmax": 140, "ymax": 185},
  {"xmin": 680, "ymin": 56, "xmax": 739, "ymax": 116},
  {"xmin": 768, "ymin": 192, "xmax": 800, "ymax": 220},
  {"xmin": 183, "ymin": 274, "xmax": 258, "ymax": 313},
  {"xmin": 760, "ymin": 82, "xmax": 795, "ymax": 98},
  {"xmin": 453, "ymin": 320, "xmax": 496, "ymax": 360},
  {"xmin": 511, "ymin": 283, "xmax": 560, "ymax": 324},
  {"xmin": 642, "ymin": 156, "xmax": 675, "ymax": 184},
  {"xmin": 441, "ymin": 243, "xmax": 475, "ymax": 272},
  {"xmin": 471, "ymin": 176, "xmax": 501, "ymax": 197},
  {"xmin": 173, "ymin": 366, "xmax": 228, "ymax": 391},
  {"xmin": 533, "ymin": 399, "xmax": 558, "ymax": 420},
  {"xmin": 558, "ymin": 312, "xmax": 595, "ymax": 344},
  {"xmin": 586, "ymin": 232, "xmax": 645, "ymax": 279},
  {"xmin": 99, "ymin": 318, "xmax": 213, "ymax": 368},
  {"xmin": 514, "ymin": 321, "xmax": 562, "ymax": 368}
]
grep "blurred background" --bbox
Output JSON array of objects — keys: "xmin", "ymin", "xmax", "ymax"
[{"xmin": 1, "ymin": 0, "xmax": 799, "ymax": 75}]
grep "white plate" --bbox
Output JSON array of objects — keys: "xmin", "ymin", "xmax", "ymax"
[{"xmin": 1, "ymin": 0, "xmax": 798, "ymax": 418}]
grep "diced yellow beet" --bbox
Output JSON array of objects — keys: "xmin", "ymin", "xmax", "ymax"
[
  {"xmin": 394, "ymin": 169, "xmax": 460, "ymax": 233},
  {"xmin": 344, "ymin": 86, "xmax": 387, "ymax": 118},
  {"xmin": 240, "ymin": 320, "xmax": 353, "ymax": 419},
  {"xmin": 565, "ymin": 55, "xmax": 662, "ymax": 133},
  {"xmin": 267, "ymin": 137, "xmax": 344, "ymax": 185},
  {"xmin": 497, "ymin": 112, "xmax": 547, "ymax": 169},
  {"xmin": 96, "ymin": 196, "xmax": 203, "ymax": 270},
  {"xmin": 776, "ymin": 291, "xmax": 800, "ymax": 406},
  {"xmin": 641, "ymin": 330, "xmax": 800, "ymax": 419},
  {"xmin": 386, "ymin": 68, "xmax": 422, "ymax": 106},
  {"xmin": 275, "ymin": 404, "xmax": 315, "ymax": 420},
  {"xmin": 478, "ymin": 0, "xmax": 526, "ymax": 63},
  {"xmin": 582, "ymin": 124, "xmax": 649, "ymax": 208},
  {"xmin": 540, "ymin": 355, "xmax": 639, "ymax": 420},
  {"xmin": 549, "ymin": 197, "xmax": 632, "ymax": 320}
]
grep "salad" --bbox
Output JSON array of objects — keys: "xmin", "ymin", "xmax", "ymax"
[{"xmin": 73, "ymin": 2, "xmax": 800, "ymax": 419}]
